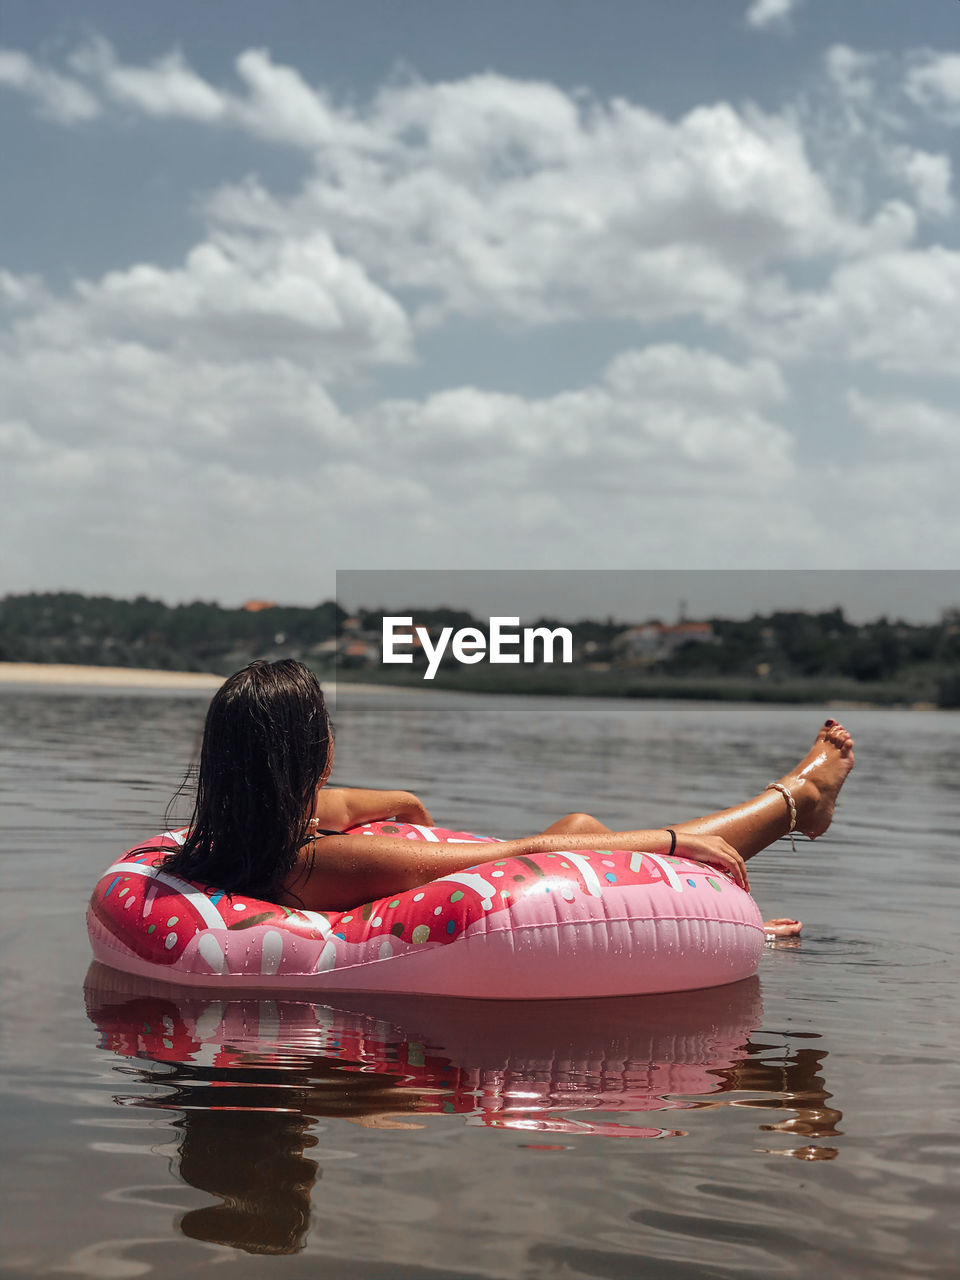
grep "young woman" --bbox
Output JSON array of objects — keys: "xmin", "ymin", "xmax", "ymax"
[{"xmin": 161, "ymin": 660, "xmax": 854, "ymax": 930}]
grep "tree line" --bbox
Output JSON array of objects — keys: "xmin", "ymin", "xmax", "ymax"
[
  {"xmin": 1, "ymin": 592, "xmax": 958, "ymax": 706},
  {"xmin": 0, "ymin": 592, "xmax": 343, "ymax": 672}
]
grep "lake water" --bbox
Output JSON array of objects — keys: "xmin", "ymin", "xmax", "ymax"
[{"xmin": 0, "ymin": 684, "xmax": 957, "ymax": 1278}]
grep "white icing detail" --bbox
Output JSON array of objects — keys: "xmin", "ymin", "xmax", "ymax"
[
  {"xmin": 641, "ymin": 852, "xmax": 685, "ymax": 892},
  {"xmin": 561, "ymin": 852, "xmax": 603, "ymax": 897},
  {"xmin": 164, "ymin": 932, "xmax": 177, "ymax": 950},
  {"xmin": 297, "ymin": 909, "xmax": 332, "ymax": 938},
  {"xmin": 142, "ymin": 884, "xmax": 157, "ymax": 919},
  {"xmin": 481, "ymin": 899, "xmax": 493, "ymax": 910},
  {"xmin": 316, "ymin": 941, "xmax": 337, "ymax": 971},
  {"xmin": 197, "ymin": 935, "xmax": 227, "ymax": 975},
  {"xmin": 378, "ymin": 939, "xmax": 393, "ymax": 960},
  {"xmin": 629, "ymin": 853, "xmax": 644, "ymax": 873},
  {"xmin": 99, "ymin": 861, "xmax": 227, "ymax": 929},
  {"xmin": 437, "ymin": 871, "xmax": 498, "ymax": 899},
  {"xmin": 408, "ymin": 824, "xmax": 440, "ymax": 842},
  {"xmin": 165, "ymin": 830, "xmax": 187, "ymax": 846},
  {"xmin": 261, "ymin": 931, "xmax": 284, "ymax": 976}
]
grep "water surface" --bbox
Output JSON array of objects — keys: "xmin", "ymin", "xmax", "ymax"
[{"xmin": 1, "ymin": 685, "xmax": 957, "ymax": 1277}]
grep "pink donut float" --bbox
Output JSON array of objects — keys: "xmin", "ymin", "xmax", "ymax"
[{"xmin": 87, "ymin": 821, "xmax": 764, "ymax": 998}]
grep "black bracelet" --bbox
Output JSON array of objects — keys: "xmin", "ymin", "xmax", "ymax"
[{"xmin": 665, "ymin": 828, "xmax": 677, "ymax": 856}]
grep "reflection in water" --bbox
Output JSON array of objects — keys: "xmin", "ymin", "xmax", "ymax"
[
  {"xmin": 175, "ymin": 1100, "xmax": 317, "ymax": 1254},
  {"xmin": 691, "ymin": 1036, "xmax": 844, "ymax": 1161},
  {"xmin": 84, "ymin": 965, "xmax": 842, "ymax": 1255}
]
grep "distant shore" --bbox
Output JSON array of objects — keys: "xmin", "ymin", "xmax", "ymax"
[
  {"xmin": 337, "ymin": 667, "xmax": 949, "ymax": 707},
  {"xmin": 0, "ymin": 661, "xmax": 951, "ymax": 709},
  {"xmin": 0, "ymin": 662, "xmax": 225, "ymax": 690},
  {"xmin": 0, "ymin": 662, "xmax": 391, "ymax": 696}
]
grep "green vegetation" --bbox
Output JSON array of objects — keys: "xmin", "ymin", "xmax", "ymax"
[
  {"xmin": 342, "ymin": 603, "xmax": 960, "ymax": 708},
  {"xmin": 0, "ymin": 592, "xmax": 343, "ymax": 674},
  {"xmin": 1, "ymin": 592, "xmax": 958, "ymax": 707}
]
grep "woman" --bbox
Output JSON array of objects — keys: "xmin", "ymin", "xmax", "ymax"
[{"xmin": 162, "ymin": 660, "xmax": 854, "ymax": 927}]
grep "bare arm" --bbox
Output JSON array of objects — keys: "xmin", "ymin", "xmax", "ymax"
[
  {"xmin": 282, "ymin": 828, "xmax": 748, "ymax": 912},
  {"xmin": 310, "ymin": 787, "xmax": 434, "ymax": 832}
]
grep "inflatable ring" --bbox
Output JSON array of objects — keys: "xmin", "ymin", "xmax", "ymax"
[{"xmin": 87, "ymin": 821, "xmax": 764, "ymax": 998}]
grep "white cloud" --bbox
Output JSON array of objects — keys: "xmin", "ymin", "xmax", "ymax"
[
  {"xmin": 8, "ymin": 39, "xmax": 956, "ymax": 344},
  {"xmin": 2, "ymin": 41, "xmax": 901, "ymax": 331},
  {"xmin": 205, "ymin": 87, "xmax": 865, "ymax": 330},
  {"xmin": 0, "ymin": 327, "xmax": 818, "ymax": 596},
  {"xmin": 746, "ymin": 0, "xmax": 800, "ymax": 31},
  {"xmin": 371, "ymin": 345, "xmax": 794, "ymax": 483},
  {"xmin": 829, "ymin": 391, "xmax": 960, "ymax": 562},
  {"xmin": 0, "ymin": 48, "xmax": 100, "ymax": 122},
  {"xmin": 824, "ymin": 44, "xmax": 877, "ymax": 105},
  {"xmin": 883, "ymin": 146, "xmax": 952, "ymax": 217},
  {"xmin": 738, "ymin": 245, "xmax": 960, "ymax": 374},
  {"xmin": 68, "ymin": 37, "xmax": 226, "ymax": 121},
  {"xmin": 846, "ymin": 389, "xmax": 960, "ymax": 451},
  {"xmin": 808, "ymin": 46, "xmax": 953, "ymax": 223},
  {"xmin": 4, "ymin": 41, "xmax": 960, "ymax": 588},
  {"xmin": 905, "ymin": 50, "xmax": 960, "ymax": 120},
  {"xmin": 5, "ymin": 230, "xmax": 413, "ymax": 375}
]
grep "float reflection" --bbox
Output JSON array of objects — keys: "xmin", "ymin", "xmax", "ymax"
[{"xmin": 84, "ymin": 964, "xmax": 842, "ymax": 1254}]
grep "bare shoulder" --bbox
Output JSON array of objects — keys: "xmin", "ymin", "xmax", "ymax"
[{"xmin": 309, "ymin": 788, "xmax": 354, "ymax": 831}]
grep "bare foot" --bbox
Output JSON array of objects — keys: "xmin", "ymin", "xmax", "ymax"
[
  {"xmin": 776, "ymin": 720, "xmax": 854, "ymax": 839},
  {"xmin": 763, "ymin": 917, "xmax": 802, "ymax": 937}
]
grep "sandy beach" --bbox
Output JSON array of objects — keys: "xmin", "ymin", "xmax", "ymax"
[
  {"xmin": 0, "ymin": 662, "xmax": 226, "ymax": 690},
  {"xmin": 0, "ymin": 662, "xmax": 403, "ymax": 695}
]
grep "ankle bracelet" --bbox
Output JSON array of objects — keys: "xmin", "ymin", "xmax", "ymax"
[{"xmin": 766, "ymin": 782, "xmax": 798, "ymax": 851}]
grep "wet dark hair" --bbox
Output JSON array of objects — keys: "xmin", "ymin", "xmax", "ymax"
[{"xmin": 161, "ymin": 660, "xmax": 332, "ymax": 900}]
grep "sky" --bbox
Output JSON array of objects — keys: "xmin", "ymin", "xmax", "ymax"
[
  {"xmin": 2, "ymin": 0, "xmax": 959, "ymax": 610},
  {"xmin": 337, "ymin": 570, "xmax": 960, "ymax": 625}
]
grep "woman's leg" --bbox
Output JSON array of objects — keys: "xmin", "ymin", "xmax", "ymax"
[
  {"xmin": 668, "ymin": 721, "xmax": 854, "ymax": 860},
  {"xmin": 538, "ymin": 812, "xmax": 612, "ymax": 837},
  {"xmin": 539, "ymin": 721, "xmax": 855, "ymax": 937},
  {"xmin": 542, "ymin": 721, "xmax": 854, "ymax": 859}
]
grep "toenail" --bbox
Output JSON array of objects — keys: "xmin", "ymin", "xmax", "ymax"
[{"xmin": 825, "ymin": 719, "xmax": 836, "ymax": 727}]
